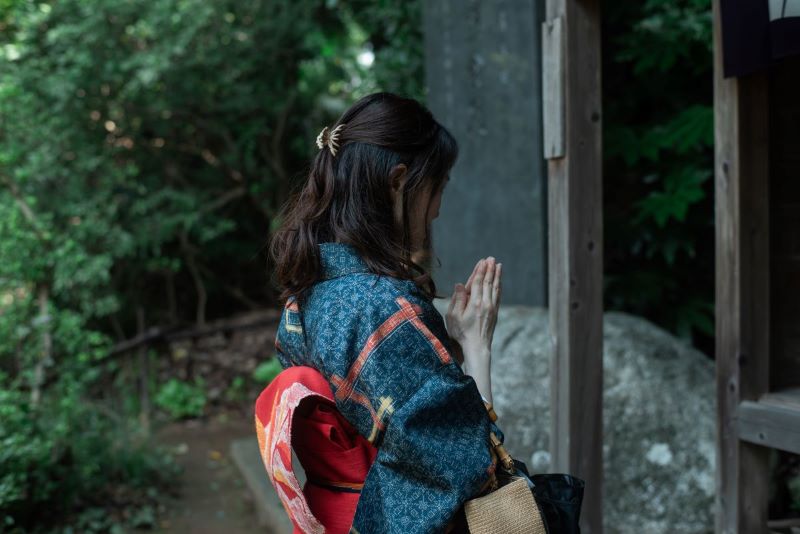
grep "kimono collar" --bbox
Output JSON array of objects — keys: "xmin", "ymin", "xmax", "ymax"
[{"xmin": 318, "ymin": 242, "xmax": 372, "ymax": 280}]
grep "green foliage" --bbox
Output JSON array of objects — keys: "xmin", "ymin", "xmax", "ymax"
[
  {"xmin": 155, "ymin": 378, "xmax": 207, "ymax": 419},
  {"xmin": 615, "ymin": 0, "xmax": 712, "ymax": 75},
  {"xmin": 1, "ymin": 0, "xmax": 421, "ymax": 529},
  {"xmin": 0, "ymin": 377, "xmax": 178, "ymax": 533},
  {"xmin": 65, "ymin": 507, "xmax": 128, "ymax": 534},
  {"xmin": 224, "ymin": 375, "xmax": 248, "ymax": 403},
  {"xmin": 604, "ymin": 0, "xmax": 714, "ymax": 347},
  {"xmin": 340, "ymin": 0, "xmax": 425, "ymax": 101},
  {"xmin": 790, "ymin": 474, "xmax": 800, "ymax": 512},
  {"xmin": 253, "ymin": 357, "xmax": 283, "ymax": 385},
  {"xmin": 635, "ymin": 167, "xmax": 710, "ymax": 230},
  {"xmin": 0, "ymin": 0, "xmax": 420, "ymax": 335}
]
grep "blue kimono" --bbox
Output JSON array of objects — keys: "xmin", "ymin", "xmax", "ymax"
[{"xmin": 274, "ymin": 242, "xmax": 505, "ymax": 533}]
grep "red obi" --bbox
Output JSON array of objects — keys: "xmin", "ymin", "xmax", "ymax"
[{"xmin": 254, "ymin": 366, "xmax": 378, "ymax": 534}]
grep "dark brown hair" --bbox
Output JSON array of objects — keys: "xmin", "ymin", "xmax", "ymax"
[{"xmin": 269, "ymin": 92, "xmax": 459, "ymax": 304}]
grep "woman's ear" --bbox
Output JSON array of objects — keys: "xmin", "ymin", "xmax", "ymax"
[
  {"xmin": 389, "ymin": 164, "xmax": 408, "ymax": 233},
  {"xmin": 389, "ymin": 163, "xmax": 409, "ymax": 195}
]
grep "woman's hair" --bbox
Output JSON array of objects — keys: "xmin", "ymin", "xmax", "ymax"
[{"xmin": 269, "ymin": 91, "xmax": 459, "ymax": 304}]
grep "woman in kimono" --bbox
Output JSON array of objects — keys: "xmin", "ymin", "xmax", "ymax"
[{"xmin": 261, "ymin": 91, "xmax": 505, "ymax": 533}]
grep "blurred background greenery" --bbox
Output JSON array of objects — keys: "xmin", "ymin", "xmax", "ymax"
[
  {"xmin": 603, "ymin": 0, "xmax": 715, "ymax": 354},
  {"xmin": 0, "ymin": 0, "xmax": 724, "ymax": 531}
]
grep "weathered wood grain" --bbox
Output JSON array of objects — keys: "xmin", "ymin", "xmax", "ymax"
[
  {"xmin": 738, "ymin": 394, "xmax": 800, "ymax": 455},
  {"xmin": 545, "ymin": 1, "xmax": 603, "ymax": 533},
  {"xmin": 713, "ymin": 0, "xmax": 772, "ymax": 531},
  {"xmin": 542, "ymin": 16, "xmax": 564, "ymax": 159}
]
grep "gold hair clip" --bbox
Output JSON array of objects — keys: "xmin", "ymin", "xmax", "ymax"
[{"xmin": 315, "ymin": 123, "xmax": 346, "ymax": 157}]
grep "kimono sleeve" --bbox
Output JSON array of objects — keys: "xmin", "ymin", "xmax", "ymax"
[{"xmin": 331, "ymin": 295, "xmax": 497, "ymax": 534}]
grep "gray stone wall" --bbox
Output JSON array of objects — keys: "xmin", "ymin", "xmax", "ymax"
[{"xmin": 423, "ymin": 0, "xmax": 548, "ymax": 305}]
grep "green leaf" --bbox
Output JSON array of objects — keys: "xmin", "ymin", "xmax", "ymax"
[
  {"xmin": 635, "ymin": 167, "xmax": 710, "ymax": 227},
  {"xmin": 253, "ymin": 357, "xmax": 283, "ymax": 384}
]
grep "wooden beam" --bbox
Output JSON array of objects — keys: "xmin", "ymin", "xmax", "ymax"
[
  {"xmin": 713, "ymin": 0, "xmax": 771, "ymax": 532},
  {"xmin": 738, "ymin": 395, "xmax": 800, "ymax": 455},
  {"xmin": 542, "ymin": 16, "xmax": 565, "ymax": 159},
  {"xmin": 544, "ymin": 1, "xmax": 603, "ymax": 533}
]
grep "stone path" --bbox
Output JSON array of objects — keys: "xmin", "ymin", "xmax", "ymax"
[{"xmin": 138, "ymin": 417, "xmax": 272, "ymax": 534}]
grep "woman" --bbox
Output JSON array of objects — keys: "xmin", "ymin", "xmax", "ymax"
[{"xmin": 262, "ymin": 91, "xmax": 505, "ymax": 533}]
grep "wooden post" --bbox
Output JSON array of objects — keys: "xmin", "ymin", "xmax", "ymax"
[
  {"xmin": 712, "ymin": 1, "xmax": 771, "ymax": 532},
  {"xmin": 543, "ymin": 1, "xmax": 603, "ymax": 532}
]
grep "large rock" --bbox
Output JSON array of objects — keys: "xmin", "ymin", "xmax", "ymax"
[{"xmin": 432, "ymin": 301, "xmax": 716, "ymax": 534}]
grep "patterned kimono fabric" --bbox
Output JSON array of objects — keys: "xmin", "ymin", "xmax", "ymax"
[
  {"xmin": 255, "ymin": 365, "xmax": 377, "ymax": 534},
  {"xmin": 256, "ymin": 242, "xmax": 501, "ymax": 533}
]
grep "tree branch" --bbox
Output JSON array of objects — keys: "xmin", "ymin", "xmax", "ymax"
[
  {"xmin": 0, "ymin": 176, "xmax": 48, "ymax": 242},
  {"xmin": 198, "ymin": 185, "xmax": 247, "ymax": 215},
  {"xmin": 179, "ymin": 230, "xmax": 207, "ymax": 327}
]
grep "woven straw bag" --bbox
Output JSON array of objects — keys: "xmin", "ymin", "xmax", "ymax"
[
  {"xmin": 464, "ymin": 476, "xmax": 547, "ymax": 534},
  {"xmin": 463, "ymin": 402, "xmax": 584, "ymax": 534}
]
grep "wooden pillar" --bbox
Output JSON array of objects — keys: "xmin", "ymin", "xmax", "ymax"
[
  {"xmin": 712, "ymin": 1, "xmax": 771, "ymax": 532},
  {"xmin": 543, "ymin": 1, "xmax": 603, "ymax": 532}
]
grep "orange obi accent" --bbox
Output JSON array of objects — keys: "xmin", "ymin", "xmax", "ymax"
[{"xmin": 254, "ymin": 366, "xmax": 378, "ymax": 534}]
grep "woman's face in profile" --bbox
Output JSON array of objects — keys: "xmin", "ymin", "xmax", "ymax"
[
  {"xmin": 425, "ymin": 178, "xmax": 445, "ymax": 223},
  {"xmin": 390, "ymin": 163, "xmax": 449, "ymax": 269},
  {"xmin": 408, "ymin": 176, "xmax": 447, "ymax": 269}
]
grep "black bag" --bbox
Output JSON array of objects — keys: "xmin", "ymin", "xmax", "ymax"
[
  {"xmin": 463, "ymin": 403, "xmax": 585, "ymax": 534},
  {"xmin": 497, "ymin": 458, "xmax": 586, "ymax": 534}
]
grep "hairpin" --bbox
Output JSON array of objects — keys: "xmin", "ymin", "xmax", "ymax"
[{"xmin": 315, "ymin": 123, "xmax": 346, "ymax": 157}]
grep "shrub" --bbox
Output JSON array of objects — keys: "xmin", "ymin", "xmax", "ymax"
[
  {"xmin": 252, "ymin": 358, "xmax": 283, "ymax": 385},
  {"xmin": 0, "ymin": 378, "xmax": 179, "ymax": 533},
  {"xmin": 155, "ymin": 378, "xmax": 207, "ymax": 420}
]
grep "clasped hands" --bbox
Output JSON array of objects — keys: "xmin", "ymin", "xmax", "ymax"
[{"xmin": 445, "ymin": 257, "xmax": 502, "ymax": 403}]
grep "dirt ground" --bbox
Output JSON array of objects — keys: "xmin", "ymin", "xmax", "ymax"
[{"xmin": 140, "ymin": 416, "xmax": 272, "ymax": 534}]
